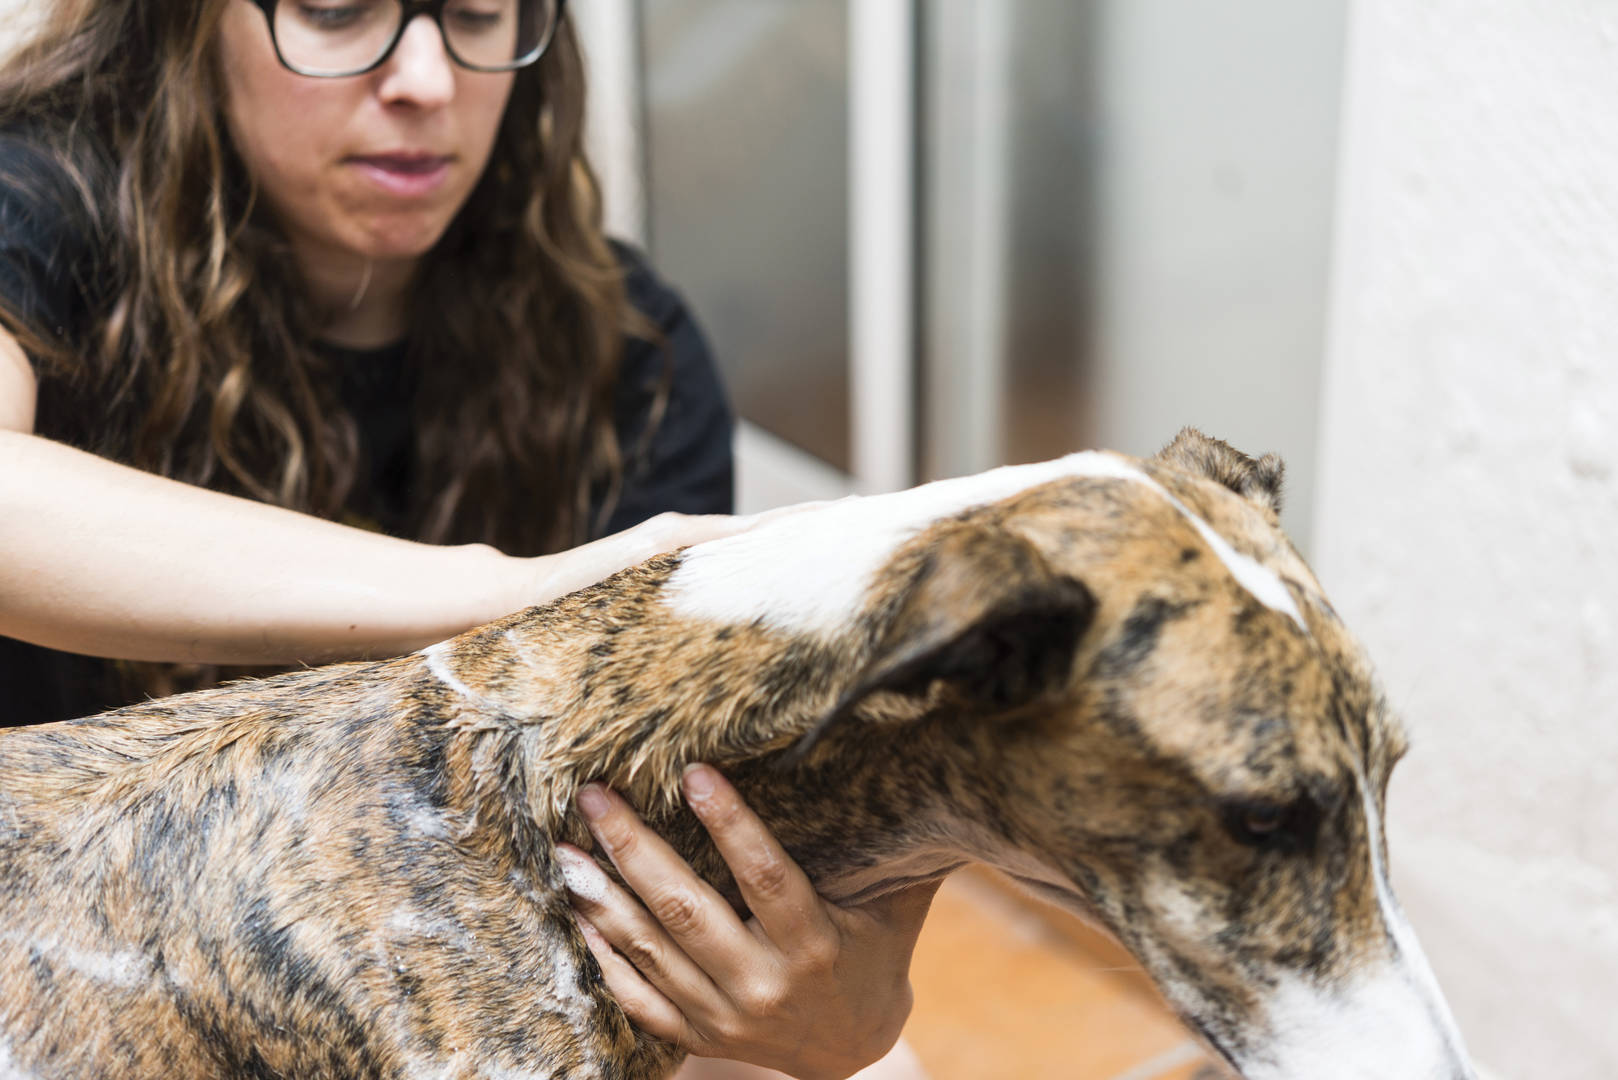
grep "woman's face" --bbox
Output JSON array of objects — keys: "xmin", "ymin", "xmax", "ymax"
[{"xmin": 215, "ymin": 1, "xmax": 516, "ymax": 267}]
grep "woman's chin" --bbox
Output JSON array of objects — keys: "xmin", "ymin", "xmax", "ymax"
[
  {"xmin": 348, "ymin": 215, "xmax": 458, "ymax": 262},
  {"xmin": 356, "ymin": 233, "xmax": 445, "ymax": 263}
]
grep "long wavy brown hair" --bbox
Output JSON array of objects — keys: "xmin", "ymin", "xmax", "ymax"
[
  {"xmin": 0, "ymin": 0, "xmax": 648, "ymax": 695},
  {"xmin": 0, "ymin": 0, "xmax": 634, "ymax": 548}
]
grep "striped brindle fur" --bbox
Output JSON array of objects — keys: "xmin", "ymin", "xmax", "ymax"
[{"xmin": 0, "ymin": 429, "xmax": 1477, "ymax": 1079}]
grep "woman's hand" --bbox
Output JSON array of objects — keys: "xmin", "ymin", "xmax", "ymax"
[
  {"xmin": 521, "ymin": 512, "xmax": 748, "ymax": 608},
  {"xmin": 521, "ymin": 499, "xmax": 835, "ymax": 611},
  {"xmin": 557, "ymin": 765, "xmax": 940, "ymax": 1080}
]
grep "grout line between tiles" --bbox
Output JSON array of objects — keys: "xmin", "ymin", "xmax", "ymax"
[{"xmin": 1098, "ymin": 1039, "xmax": 1206, "ymax": 1080}]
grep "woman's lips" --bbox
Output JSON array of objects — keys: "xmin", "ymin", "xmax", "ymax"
[{"xmin": 348, "ymin": 154, "xmax": 453, "ymax": 198}]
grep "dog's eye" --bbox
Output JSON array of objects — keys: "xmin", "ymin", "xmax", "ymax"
[
  {"xmin": 1243, "ymin": 805, "xmax": 1284, "ymax": 835},
  {"xmin": 1220, "ymin": 797, "xmax": 1319, "ymax": 853}
]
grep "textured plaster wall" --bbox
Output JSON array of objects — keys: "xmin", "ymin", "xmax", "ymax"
[{"xmin": 1315, "ymin": 3, "xmax": 1618, "ymax": 1077}]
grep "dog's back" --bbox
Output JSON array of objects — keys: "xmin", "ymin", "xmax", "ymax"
[{"xmin": 0, "ymin": 664, "xmax": 655, "ymax": 1079}]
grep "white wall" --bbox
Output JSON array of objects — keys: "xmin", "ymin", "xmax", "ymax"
[
  {"xmin": 1316, "ymin": 3, "xmax": 1618, "ymax": 1077},
  {"xmin": 1089, "ymin": 0, "xmax": 1345, "ymax": 557}
]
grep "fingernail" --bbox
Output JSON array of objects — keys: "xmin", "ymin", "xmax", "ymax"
[
  {"xmin": 555, "ymin": 845, "xmax": 610, "ymax": 903},
  {"xmin": 573, "ymin": 911, "xmax": 608, "ymax": 950},
  {"xmin": 577, "ymin": 784, "xmax": 611, "ymax": 822},
  {"xmin": 682, "ymin": 763, "xmax": 716, "ymax": 802}
]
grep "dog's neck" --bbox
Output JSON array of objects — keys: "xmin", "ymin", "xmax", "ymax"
[{"xmin": 420, "ymin": 551, "xmax": 999, "ymax": 907}]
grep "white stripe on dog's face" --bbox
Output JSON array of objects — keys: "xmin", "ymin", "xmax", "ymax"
[
  {"xmin": 1235, "ymin": 772, "xmax": 1474, "ymax": 1080},
  {"xmin": 667, "ymin": 451, "xmax": 1307, "ymax": 633},
  {"xmin": 1148, "ymin": 486, "xmax": 1306, "ymax": 632}
]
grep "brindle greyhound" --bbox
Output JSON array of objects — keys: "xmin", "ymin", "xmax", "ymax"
[{"xmin": 0, "ymin": 430, "xmax": 1477, "ymax": 1079}]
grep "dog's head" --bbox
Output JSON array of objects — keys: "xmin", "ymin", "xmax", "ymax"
[{"xmin": 736, "ymin": 430, "xmax": 1474, "ymax": 1080}]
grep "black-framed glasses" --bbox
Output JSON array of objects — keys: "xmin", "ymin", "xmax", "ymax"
[{"xmin": 248, "ymin": 0, "xmax": 566, "ymax": 78}]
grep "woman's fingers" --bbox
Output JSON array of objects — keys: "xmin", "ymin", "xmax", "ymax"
[
  {"xmin": 565, "ymin": 774, "xmax": 933, "ymax": 1080},
  {"xmin": 570, "ymin": 908, "xmax": 697, "ymax": 1046},
  {"xmin": 679, "ymin": 765, "xmax": 835, "ymax": 955},
  {"xmin": 556, "ymin": 843, "xmax": 718, "ymax": 1008},
  {"xmin": 571, "ymin": 784, "xmax": 763, "ymax": 990},
  {"xmin": 633, "ymin": 511, "xmax": 753, "ymax": 553},
  {"xmin": 527, "ymin": 513, "xmax": 750, "ymax": 607}
]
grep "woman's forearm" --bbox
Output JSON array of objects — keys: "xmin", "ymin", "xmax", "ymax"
[
  {"xmin": 0, "ymin": 432, "xmax": 753, "ymax": 666},
  {"xmin": 0, "ymin": 431, "xmax": 546, "ymax": 664}
]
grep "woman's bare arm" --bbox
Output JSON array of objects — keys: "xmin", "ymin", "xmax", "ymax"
[{"xmin": 0, "ymin": 327, "xmax": 740, "ymax": 666}]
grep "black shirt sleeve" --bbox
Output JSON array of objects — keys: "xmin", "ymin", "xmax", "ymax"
[
  {"xmin": 0, "ymin": 133, "xmax": 101, "ymax": 366},
  {"xmin": 597, "ymin": 242, "xmax": 736, "ymax": 537},
  {"xmin": 0, "ymin": 135, "xmax": 130, "ymax": 729}
]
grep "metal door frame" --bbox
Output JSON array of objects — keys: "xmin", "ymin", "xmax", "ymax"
[{"xmin": 579, "ymin": 0, "xmax": 922, "ymax": 507}]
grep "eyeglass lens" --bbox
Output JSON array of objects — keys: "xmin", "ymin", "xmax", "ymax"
[{"xmin": 273, "ymin": 0, "xmax": 558, "ymax": 75}]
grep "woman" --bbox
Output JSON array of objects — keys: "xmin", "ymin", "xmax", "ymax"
[{"xmin": 0, "ymin": 1, "xmax": 935, "ymax": 1076}]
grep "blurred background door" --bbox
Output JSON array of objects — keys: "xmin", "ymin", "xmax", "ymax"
[{"xmin": 578, "ymin": 0, "xmax": 1345, "ymax": 554}]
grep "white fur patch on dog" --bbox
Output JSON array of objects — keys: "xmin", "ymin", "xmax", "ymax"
[
  {"xmin": 666, "ymin": 451, "xmax": 1307, "ymax": 633},
  {"xmin": 474, "ymin": 1065, "xmax": 561, "ymax": 1080},
  {"xmin": 1239, "ymin": 770, "xmax": 1476, "ymax": 1080},
  {"xmin": 419, "ymin": 641, "xmax": 485, "ymax": 703},
  {"xmin": 2, "ymin": 933, "xmax": 153, "ymax": 992},
  {"xmin": 1246, "ymin": 963, "xmax": 1472, "ymax": 1080},
  {"xmin": 0, "ymin": 1033, "xmax": 34, "ymax": 1080}
]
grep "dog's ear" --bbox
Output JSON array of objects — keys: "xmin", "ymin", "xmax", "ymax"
[
  {"xmin": 1156, "ymin": 427, "xmax": 1286, "ymax": 517},
  {"xmin": 787, "ymin": 525, "xmax": 1097, "ymax": 762}
]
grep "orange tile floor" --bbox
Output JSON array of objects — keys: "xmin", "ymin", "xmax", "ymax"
[{"xmin": 902, "ymin": 869, "xmax": 1226, "ymax": 1080}]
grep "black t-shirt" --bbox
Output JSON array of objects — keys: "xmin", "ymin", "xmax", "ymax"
[{"xmin": 0, "ymin": 134, "xmax": 734, "ymax": 728}]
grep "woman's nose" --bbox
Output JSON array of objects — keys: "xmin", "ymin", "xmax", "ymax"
[{"xmin": 377, "ymin": 14, "xmax": 456, "ymax": 107}]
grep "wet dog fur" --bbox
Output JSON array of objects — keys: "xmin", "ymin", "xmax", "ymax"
[{"xmin": 0, "ymin": 429, "xmax": 1477, "ymax": 1079}]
